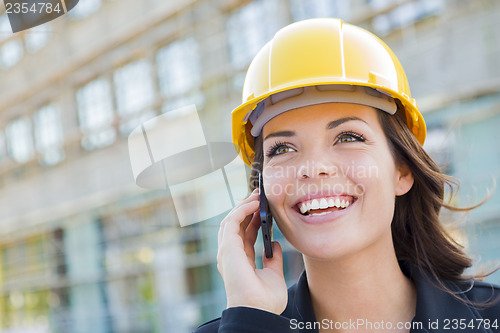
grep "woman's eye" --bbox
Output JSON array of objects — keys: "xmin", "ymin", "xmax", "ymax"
[
  {"xmin": 276, "ymin": 146, "xmax": 291, "ymax": 154},
  {"xmin": 337, "ymin": 132, "xmax": 365, "ymax": 143},
  {"xmin": 266, "ymin": 142, "xmax": 295, "ymax": 158},
  {"xmin": 339, "ymin": 136, "xmax": 356, "ymax": 143}
]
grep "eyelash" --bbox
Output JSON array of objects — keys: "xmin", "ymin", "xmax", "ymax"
[
  {"xmin": 265, "ymin": 131, "xmax": 366, "ymax": 158},
  {"xmin": 266, "ymin": 140, "xmax": 291, "ymax": 158},
  {"xmin": 338, "ymin": 131, "xmax": 365, "ymax": 143}
]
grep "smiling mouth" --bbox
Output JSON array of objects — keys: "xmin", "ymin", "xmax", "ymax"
[{"xmin": 296, "ymin": 196, "xmax": 357, "ymax": 216}]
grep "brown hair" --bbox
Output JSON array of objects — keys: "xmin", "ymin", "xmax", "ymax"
[{"xmin": 248, "ymin": 102, "xmax": 498, "ymax": 306}]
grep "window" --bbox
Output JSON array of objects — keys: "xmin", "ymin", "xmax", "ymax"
[
  {"xmin": 290, "ymin": 0, "xmax": 350, "ymax": 22},
  {"xmin": 391, "ymin": 2, "xmax": 423, "ymax": 28},
  {"xmin": 370, "ymin": 0, "xmax": 396, "ymax": 11},
  {"xmin": 370, "ymin": 0, "xmax": 444, "ymax": 36},
  {"xmin": 106, "ymin": 275, "xmax": 157, "ymax": 332},
  {"xmin": 227, "ymin": 0, "xmax": 284, "ymax": 69},
  {"xmin": 113, "ymin": 60, "xmax": 155, "ymax": 135},
  {"xmin": 6, "ymin": 117, "xmax": 35, "ymax": 163},
  {"xmin": 372, "ymin": 15, "xmax": 392, "ymax": 36},
  {"xmin": 0, "ymin": 39, "xmax": 24, "ymax": 69},
  {"xmin": 76, "ymin": 77, "xmax": 116, "ymax": 150},
  {"xmin": 156, "ymin": 37, "xmax": 204, "ymax": 112},
  {"xmin": 157, "ymin": 38, "xmax": 201, "ymax": 98},
  {"xmin": 160, "ymin": 94, "xmax": 204, "ymax": 114},
  {"xmin": 68, "ymin": 0, "xmax": 101, "ymax": 19},
  {"xmin": 34, "ymin": 104, "xmax": 65, "ymax": 165},
  {"xmin": 25, "ymin": 23, "xmax": 52, "ymax": 53},
  {"xmin": 185, "ymin": 265, "xmax": 212, "ymax": 296}
]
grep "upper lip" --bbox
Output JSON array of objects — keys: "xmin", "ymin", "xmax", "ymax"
[{"xmin": 293, "ymin": 191, "xmax": 357, "ymax": 208}]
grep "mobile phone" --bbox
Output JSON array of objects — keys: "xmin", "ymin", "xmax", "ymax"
[{"xmin": 258, "ymin": 173, "xmax": 273, "ymax": 258}]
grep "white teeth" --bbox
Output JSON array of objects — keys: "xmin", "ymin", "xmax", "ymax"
[
  {"xmin": 298, "ymin": 197, "xmax": 354, "ymax": 215},
  {"xmin": 319, "ymin": 198, "xmax": 328, "ymax": 209},
  {"xmin": 309, "ymin": 211, "xmax": 332, "ymax": 216},
  {"xmin": 311, "ymin": 199, "xmax": 320, "ymax": 210},
  {"xmin": 300, "ymin": 203, "xmax": 308, "ymax": 214}
]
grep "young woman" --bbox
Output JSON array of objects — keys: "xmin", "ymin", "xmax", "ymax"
[{"xmin": 195, "ymin": 18, "xmax": 500, "ymax": 333}]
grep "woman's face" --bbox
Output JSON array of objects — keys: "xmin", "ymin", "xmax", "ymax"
[{"xmin": 261, "ymin": 103, "xmax": 413, "ymax": 261}]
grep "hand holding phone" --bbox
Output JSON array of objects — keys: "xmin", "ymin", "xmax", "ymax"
[
  {"xmin": 216, "ymin": 183, "xmax": 286, "ymax": 315},
  {"xmin": 259, "ymin": 173, "xmax": 274, "ymax": 258}
]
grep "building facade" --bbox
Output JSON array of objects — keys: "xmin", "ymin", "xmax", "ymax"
[{"xmin": 0, "ymin": 0, "xmax": 499, "ymax": 332}]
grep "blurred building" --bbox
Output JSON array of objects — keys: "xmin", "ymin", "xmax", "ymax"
[{"xmin": 0, "ymin": 0, "xmax": 499, "ymax": 332}]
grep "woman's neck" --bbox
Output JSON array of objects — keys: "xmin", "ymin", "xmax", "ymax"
[{"xmin": 303, "ymin": 237, "xmax": 417, "ymax": 333}]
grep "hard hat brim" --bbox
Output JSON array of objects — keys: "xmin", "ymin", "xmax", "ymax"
[{"xmin": 232, "ymin": 80, "xmax": 426, "ymax": 167}]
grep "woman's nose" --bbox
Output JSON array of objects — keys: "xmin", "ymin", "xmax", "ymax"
[{"xmin": 297, "ymin": 159, "xmax": 337, "ymax": 179}]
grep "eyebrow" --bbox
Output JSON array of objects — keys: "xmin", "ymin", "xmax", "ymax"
[
  {"xmin": 327, "ymin": 117, "xmax": 367, "ymax": 129},
  {"xmin": 264, "ymin": 117, "xmax": 367, "ymax": 141},
  {"xmin": 264, "ymin": 130, "xmax": 295, "ymax": 141}
]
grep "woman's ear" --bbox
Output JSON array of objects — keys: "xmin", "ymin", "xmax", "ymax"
[{"xmin": 395, "ymin": 163, "xmax": 414, "ymax": 196}]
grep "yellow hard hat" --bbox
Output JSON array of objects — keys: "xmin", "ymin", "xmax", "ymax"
[{"xmin": 231, "ymin": 18, "xmax": 426, "ymax": 167}]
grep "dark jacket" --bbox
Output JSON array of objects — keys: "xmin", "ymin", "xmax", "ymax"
[{"xmin": 194, "ymin": 261, "xmax": 500, "ymax": 332}]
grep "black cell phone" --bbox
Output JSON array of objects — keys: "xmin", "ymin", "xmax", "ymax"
[{"xmin": 258, "ymin": 173, "xmax": 273, "ymax": 258}]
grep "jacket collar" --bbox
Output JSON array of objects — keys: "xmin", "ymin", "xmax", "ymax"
[
  {"xmin": 402, "ymin": 261, "xmax": 488, "ymax": 333},
  {"xmin": 283, "ymin": 261, "xmax": 490, "ymax": 333}
]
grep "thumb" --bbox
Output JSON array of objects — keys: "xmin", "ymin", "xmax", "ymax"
[{"xmin": 262, "ymin": 241, "xmax": 284, "ymax": 274}]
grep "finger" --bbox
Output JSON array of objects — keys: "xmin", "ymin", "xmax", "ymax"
[
  {"xmin": 242, "ymin": 212, "xmax": 260, "ymax": 267},
  {"xmin": 218, "ymin": 200, "xmax": 258, "ymax": 276},
  {"xmin": 219, "ymin": 200, "xmax": 260, "ymax": 258},
  {"xmin": 222, "ymin": 199, "xmax": 259, "ymax": 241},
  {"xmin": 218, "ymin": 191, "xmax": 260, "ymax": 275},
  {"xmin": 244, "ymin": 211, "xmax": 261, "ymax": 248},
  {"xmin": 218, "ymin": 192, "xmax": 259, "ymax": 246},
  {"xmin": 238, "ymin": 196, "xmax": 259, "ymax": 239},
  {"xmin": 239, "ymin": 210, "xmax": 254, "ymax": 239},
  {"xmin": 238, "ymin": 213, "xmax": 253, "ymax": 245},
  {"xmin": 262, "ymin": 241, "xmax": 284, "ymax": 275}
]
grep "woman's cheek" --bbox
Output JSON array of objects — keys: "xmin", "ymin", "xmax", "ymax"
[
  {"xmin": 341, "ymin": 149, "xmax": 382, "ymax": 177},
  {"xmin": 263, "ymin": 169, "xmax": 292, "ymax": 202},
  {"xmin": 346, "ymin": 153, "xmax": 397, "ymax": 226}
]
